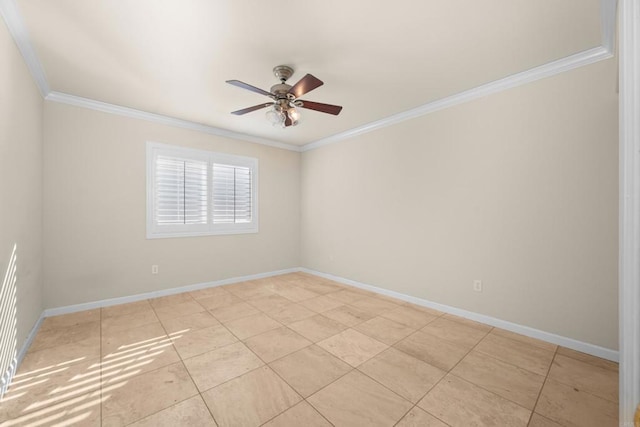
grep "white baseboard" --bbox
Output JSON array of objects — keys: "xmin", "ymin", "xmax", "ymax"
[
  {"xmin": 43, "ymin": 267, "xmax": 300, "ymax": 317},
  {"xmin": 301, "ymin": 268, "xmax": 619, "ymax": 362},
  {"xmin": 37, "ymin": 266, "xmax": 618, "ymax": 363},
  {"xmin": 3, "ymin": 311, "xmax": 45, "ymax": 397},
  {"xmin": 17, "ymin": 312, "xmax": 44, "ymax": 365}
]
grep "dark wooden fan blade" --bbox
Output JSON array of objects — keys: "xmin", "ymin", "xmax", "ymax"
[
  {"xmin": 231, "ymin": 103, "xmax": 272, "ymax": 115},
  {"xmin": 284, "ymin": 115, "xmax": 293, "ymax": 127},
  {"xmin": 298, "ymin": 100, "xmax": 343, "ymax": 115},
  {"xmin": 226, "ymin": 80, "xmax": 274, "ymax": 98},
  {"xmin": 288, "ymin": 74, "xmax": 323, "ymax": 98}
]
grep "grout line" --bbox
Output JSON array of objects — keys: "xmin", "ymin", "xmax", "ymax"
[
  {"xmin": 469, "ymin": 331, "xmax": 558, "ymax": 377},
  {"xmin": 151, "ymin": 298, "xmax": 222, "ymax": 426},
  {"xmin": 527, "ymin": 345, "xmax": 559, "ymax": 426},
  {"xmin": 14, "ymin": 274, "xmax": 617, "ymax": 426},
  {"xmin": 392, "ymin": 325, "xmax": 494, "ymax": 426}
]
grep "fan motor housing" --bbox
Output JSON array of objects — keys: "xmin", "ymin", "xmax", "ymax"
[{"xmin": 270, "ymin": 83, "xmax": 292, "ymax": 98}]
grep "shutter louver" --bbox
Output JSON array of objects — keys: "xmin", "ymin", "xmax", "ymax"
[
  {"xmin": 155, "ymin": 156, "xmax": 208, "ymax": 225},
  {"xmin": 213, "ymin": 163, "xmax": 252, "ymax": 224}
]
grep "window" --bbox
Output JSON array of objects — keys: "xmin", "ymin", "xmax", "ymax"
[{"xmin": 147, "ymin": 142, "xmax": 258, "ymax": 238}]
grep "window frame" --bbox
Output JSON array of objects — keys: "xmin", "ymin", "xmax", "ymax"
[{"xmin": 146, "ymin": 141, "xmax": 259, "ymax": 239}]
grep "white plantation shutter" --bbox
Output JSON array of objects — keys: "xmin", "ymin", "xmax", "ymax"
[
  {"xmin": 212, "ymin": 163, "xmax": 252, "ymax": 224},
  {"xmin": 155, "ymin": 156, "xmax": 208, "ymax": 225},
  {"xmin": 147, "ymin": 142, "xmax": 258, "ymax": 238}
]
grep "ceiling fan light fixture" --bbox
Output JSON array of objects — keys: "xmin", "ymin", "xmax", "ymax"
[
  {"xmin": 228, "ymin": 65, "xmax": 342, "ymax": 128},
  {"xmin": 265, "ymin": 105, "xmax": 285, "ymax": 126},
  {"xmin": 288, "ymin": 106, "xmax": 301, "ymax": 124}
]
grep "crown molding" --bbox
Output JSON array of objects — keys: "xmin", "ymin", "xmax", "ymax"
[
  {"xmin": 45, "ymin": 92, "xmax": 301, "ymax": 152},
  {"xmin": 302, "ymin": 0, "xmax": 618, "ymax": 152},
  {"xmin": 302, "ymin": 46, "xmax": 613, "ymax": 152},
  {"xmin": 0, "ymin": 0, "xmax": 48, "ymax": 96},
  {"xmin": 2, "ymin": 0, "xmax": 617, "ymax": 152}
]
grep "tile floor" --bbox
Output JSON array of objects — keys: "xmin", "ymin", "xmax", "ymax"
[{"xmin": 0, "ymin": 273, "xmax": 619, "ymax": 426}]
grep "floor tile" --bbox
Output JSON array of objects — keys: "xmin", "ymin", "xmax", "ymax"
[
  {"xmin": 475, "ymin": 333, "xmax": 555, "ymax": 376},
  {"xmin": 40, "ymin": 310, "xmax": 101, "ymax": 331},
  {"xmin": 262, "ymin": 401, "xmax": 331, "ymax": 427},
  {"xmin": 301, "ymin": 295, "xmax": 345, "ymax": 313},
  {"xmin": 266, "ymin": 303, "xmax": 316, "ymax": 324},
  {"xmin": 350, "ymin": 296, "xmax": 400, "ymax": 315},
  {"xmin": 354, "ymin": 316, "xmax": 416, "ymax": 345},
  {"xmin": 19, "ymin": 335, "xmax": 100, "ymax": 374},
  {"xmin": 247, "ymin": 294, "xmax": 292, "ymax": 312},
  {"xmin": 441, "ymin": 313, "xmax": 492, "ymax": 332},
  {"xmin": 101, "ymin": 362, "xmax": 198, "ymax": 426},
  {"xmin": 170, "ymin": 324, "xmax": 237, "ymax": 359},
  {"xmin": 451, "ymin": 350, "xmax": 545, "ymax": 409},
  {"xmin": 402, "ymin": 303, "xmax": 444, "ymax": 317},
  {"xmin": 197, "ymin": 292, "xmax": 243, "ymax": 311},
  {"xmin": 298, "ymin": 280, "xmax": 345, "ymax": 295},
  {"xmin": 101, "ymin": 300, "xmax": 152, "ymax": 319},
  {"xmin": 418, "ymin": 374, "xmax": 530, "ymax": 427},
  {"xmin": 269, "ymin": 345, "xmax": 352, "ymax": 397},
  {"xmin": 152, "ymin": 300, "xmax": 205, "ymax": 322},
  {"xmin": 273, "ymin": 285, "xmax": 320, "ymax": 302},
  {"xmin": 9, "ymin": 275, "xmax": 619, "ymax": 427},
  {"xmin": 535, "ymin": 378, "xmax": 618, "ymax": 427},
  {"xmin": 202, "ymin": 366, "xmax": 302, "ymax": 427},
  {"xmin": 188, "ymin": 286, "xmax": 230, "ymax": 300},
  {"xmin": 317, "ymin": 329, "xmax": 388, "ymax": 367},
  {"xmin": 359, "ymin": 347, "xmax": 445, "ymax": 403},
  {"xmin": 209, "ymin": 301, "xmax": 259, "ymax": 323},
  {"xmin": 0, "ymin": 358, "xmax": 101, "ymax": 421},
  {"xmin": 322, "ymin": 305, "xmax": 374, "ymax": 327},
  {"xmin": 0, "ymin": 391, "xmax": 102, "ymax": 427},
  {"xmin": 101, "ymin": 310, "xmax": 159, "ymax": 334},
  {"xmin": 491, "ymin": 328, "xmax": 558, "ymax": 352},
  {"xmin": 148, "ymin": 293, "xmax": 194, "ymax": 309},
  {"xmin": 381, "ymin": 306, "xmax": 439, "ymax": 329},
  {"xmin": 101, "ymin": 322, "xmax": 167, "ymax": 356},
  {"xmin": 307, "ymin": 370, "xmax": 412, "ymax": 427},
  {"xmin": 287, "ymin": 314, "xmax": 348, "ymax": 342},
  {"xmin": 326, "ymin": 289, "xmax": 369, "ymax": 304},
  {"xmin": 160, "ymin": 311, "xmax": 220, "ymax": 334},
  {"xmin": 244, "ymin": 326, "xmax": 312, "ymax": 363},
  {"xmin": 30, "ymin": 321, "xmax": 100, "ymax": 352},
  {"xmin": 183, "ymin": 342, "xmax": 263, "ymax": 392},
  {"xmin": 225, "ymin": 283, "xmax": 275, "ymax": 300},
  {"xmin": 223, "ymin": 312, "xmax": 282, "ymax": 340},
  {"xmin": 556, "ymin": 346, "xmax": 618, "ymax": 372},
  {"xmin": 278, "ymin": 272, "xmax": 308, "ymax": 282},
  {"xmin": 127, "ymin": 395, "xmax": 217, "ymax": 426},
  {"xmin": 394, "ymin": 330, "xmax": 470, "ymax": 371},
  {"xmin": 548, "ymin": 354, "xmax": 618, "ymax": 402},
  {"xmin": 528, "ymin": 413, "xmax": 564, "ymax": 427},
  {"xmin": 421, "ymin": 317, "xmax": 489, "ymax": 348},
  {"xmin": 395, "ymin": 407, "xmax": 449, "ymax": 427},
  {"xmin": 101, "ymin": 322, "xmax": 180, "ymax": 380}
]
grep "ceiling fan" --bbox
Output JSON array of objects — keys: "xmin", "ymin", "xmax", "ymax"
[{"xmin": 226, "ymin": 65, "xmax": 343, "ymax": 127}]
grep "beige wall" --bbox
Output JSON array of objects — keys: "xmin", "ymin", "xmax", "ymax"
[
  {"xmin": 43, "ymin": 103, "xmax": 300, "ymax": 307},
  {"xmin": 301, "ymin": 59, "xmax": 618, "ymax": 350},
  {"xmin": 0, "ymin": 21, "xmax": 43, "ymax": 351}
]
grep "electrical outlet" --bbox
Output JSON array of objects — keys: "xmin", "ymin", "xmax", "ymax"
[
  {"xmin": 152, "ymin": 265, "xmax": 159, "ymax": 275},
  {"xmin": 473, "ymin": 280, "xmax": 482, "ymax": 292}
]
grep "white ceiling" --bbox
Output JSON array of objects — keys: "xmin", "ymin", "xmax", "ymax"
[{"xmin": 14, "ymin": 0, "xmax": 603, "ymax": 146}]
